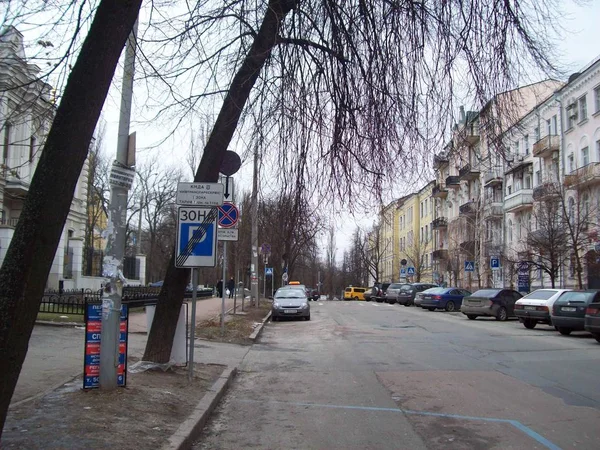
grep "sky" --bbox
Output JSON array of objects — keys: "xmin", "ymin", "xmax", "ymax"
[{"xmin": 96, "ymin": 0, "xmax": 600, "ymax": 262}]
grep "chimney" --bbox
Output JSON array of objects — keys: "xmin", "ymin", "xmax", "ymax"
[{"xmin": 459, "ymin": 106, "xmax": 465, "ymax": 123}]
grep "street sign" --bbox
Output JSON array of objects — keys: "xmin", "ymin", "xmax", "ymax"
[
  {"xmin": 282, "ymin": 272, "xmax": 289, "ymax": 282},
  {"xmin": 220, "ymin": 175, "xmax": 235, "ymax": 201},
  {"xmin": 464, "ymin": 261, "xmax": 475, "ymax": 272},
  {"xmin": 400, "ymin": 268, "xmax": 407, "ymax": 277},
  {"xmin": 265, "ymin": 267, "xmax": 273, "ymax": 276},
  {"xmin": 217, "ymin": 228, "xmax": 239, "ymax": 241},
  {"xmin": 490, "ymin": 256, "xmax": 500, "ymax": 270},
  {"xmin": 407, "ymin": 267, "xmax": 415, "ymax": 275},
  {"xmin": 217, "ymin": 202, "xmax": 239, "ymax": 228},
  {"xmin": 175, "ymin": 207, "xmax": 217, "ymax": 267},
  {"xmin": 176, "ymin": 182, "xmax": 224, "ymax": 207},
  {"xmin": 261, "ymin": 243, "xmax": 271, "ymax": 255},
  {"xmin": 595, "ymin": 242, "xmax": 600, "ymax": 253},
  {"xmin": 220, "ymin": 150, "xmax": 242, "ymax": 176}
]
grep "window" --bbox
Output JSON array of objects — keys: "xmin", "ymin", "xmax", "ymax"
[
  {"xmin": 524, "ymin": 135, "xmax": 529, "ymax": 155},
  {"xmin": 424, "ymin": 200, "xmax": 428, "ymax": 216},
  {"xmin": 29, "ymin": 136, "xmax": 36, "ymax": 162},
  {"xmin": 524, "ymin": 175, "xmax": 531, "ymax": 189},
  {"xmin": 568, "ymin": 153, "xmax": 575, "ymax": 173},
  {"xmin": 546, "ymin": 119, "xmax": 551, "ymax": 136},
  {"xmin": 534, "ymin": 127, "xmax": 540, "ymax": 142},
  {"xmin": 507, "ymin": 185, "xmax": 512, "ymax": 195},
  {"xmin": 579, "ymin": 95, "xmax": 587, "ymax": 122},
  {"xmin": 567, "ymin": 104, "xmax": 576, "ymax": 129},
  {"xmin": 535, "ymin": 170, "xmax": 541, "ymax": 186},
  {"xmin": 595, "ymin": 86, "xmax": 600, "ymax": 114},
  {"xmin": 3, "ymin": 122, "xmax": 11, "ymax": 162},
  {"xmin": 597, "ymin": 139, "xmax": 600, "ymax": 163},
  {"xmin": 582, "ymin": 146, "xmax": 589, "ymax": 166},
  {"xmin": 583, "ymin": 193, "xmax": 590, "ymax": 221},
  {"xmin": 508, "ymin": 220, "xmax": 513, "ymax": 242},
  {"xmin": 568, "ymin": 197, "xmax": 575, "ymax": 223}
]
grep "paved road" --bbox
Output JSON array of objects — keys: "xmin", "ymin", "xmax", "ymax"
[{"xmin": 195, "ymin": 301, "xmax": 600, "ymax": 449}]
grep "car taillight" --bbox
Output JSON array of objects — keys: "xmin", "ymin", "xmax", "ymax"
[
  {"xmin": 586, "ymin": 307, "xmax": 600, "ymax": 315},
  {"xmin": 537, "ymin": 306, "xmax": 548, "ymax": 312},
  {"xmin": 488, "ymin": 300, "xmax": 494, "ymax": 306},
  {"xmin": 433, "ymin": 295, "xmax": 442, "ymax": 300},
  {"xmin": 514, "ymin": 304, "xmax": 523, "ymax": 309}
]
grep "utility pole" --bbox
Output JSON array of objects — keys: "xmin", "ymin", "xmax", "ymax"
[
  {"xmin": 250, "ymin": 143, "xmax": 259, "ymax": 305},
  {"xmin": 99, "ymin": 21, "xmax": 138, "ymax": 389}
]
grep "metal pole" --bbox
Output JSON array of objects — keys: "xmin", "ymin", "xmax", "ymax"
[
  {"xmin": 234, "ymin": 268, "xmax": 239, "ymax": 314},
  {"xmin": 271, "ymin": 271, "xmax": 274, "ymax": 299},
  {"xmin": 251, "ymin": 144, "xmax": 259, "ymax": 307},
  {"xmin": 100, "ymin": 21, "xmax": 137, "ymax": 390},
  {"xmin": 221, "ymin": 241, "xmax": 227, "ymax": 335},
  {"xmin": 188, "ymin": 268, "xmax": 198, "ymax": 382}
]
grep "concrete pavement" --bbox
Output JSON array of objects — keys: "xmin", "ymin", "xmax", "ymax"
[{"xmin": 194, "ymin": 300, "xmax": 600, "ymax": 449}]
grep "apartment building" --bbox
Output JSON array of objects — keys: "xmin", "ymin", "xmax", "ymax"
[{"xmin": 378, "ymin": 200, "xmax": 397, "ymax": 282}]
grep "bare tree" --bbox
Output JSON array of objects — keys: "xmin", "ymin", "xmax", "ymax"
[{"xmin": 404, "ymin": 232, "xmax": 433, "ymax": 283}]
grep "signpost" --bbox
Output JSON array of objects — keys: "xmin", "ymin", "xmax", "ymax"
[
  {"xmin": 217, "ymin": 228, "xmax": 239, "ymax": 241},
  {"xmin": 176, "ymin": 182, "xmax": 224, "ymax": 206},
  {"xmin": 175, "ymin": 207, "xmax": 218, "ymax": 268},
  {"xmin": 490, "ymin": 256, "xmax": 500, "ymax": 270}
]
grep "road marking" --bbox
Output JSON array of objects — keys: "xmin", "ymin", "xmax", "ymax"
[
  {"xmin": 236, "ymin": 399, "xmax": 561, "ymax": 450},
  {"xmin": 358, "ymin": 303, "xmax": 364, "ymax": 307}
]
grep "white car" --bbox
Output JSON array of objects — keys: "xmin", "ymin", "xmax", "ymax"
[{"xmin": 514, "ymin": 289, "xmax": 571, "ymax": 329}]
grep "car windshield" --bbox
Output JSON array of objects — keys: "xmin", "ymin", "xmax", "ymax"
[
  {"xmin": 425, "ymin": 288, "xmax": 446, "ymax": 294},
  {"xmin": 388, "ymin": 283, "xmax": 404, "ymax": 289},
  {"xmin": 470, "ymin": 289, "xmax": 501, "ymax": 298},
  {"xmin": 275, "ymin": 290, "xmax": 306, "ymax": 299},
  {"xmin": 522, "ymin": 290, "xmax": 558, "ymax": 300},
  {"xmin": 399, "ymin": 284, "xmax": 413, "ymax": 291},
  {"xmin": 554, "ymin": 291, "xmax": 595, "ymax": 304}
]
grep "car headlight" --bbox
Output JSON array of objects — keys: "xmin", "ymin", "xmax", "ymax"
[
  {"xmin": 301, "ymin": 303, "xmax": 309, "ymax": 309},
  {"xmin": 273, "ymin": 302, "xmax": 280, "ymax": 308}
]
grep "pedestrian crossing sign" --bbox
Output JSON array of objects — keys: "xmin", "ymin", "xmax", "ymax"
[
  {"xmin": 464, "ymin": 261, "xmax": 475, "ymax": 272},
  {"xmin": 407, "ymin": 267, "xmax": 415, "ymax": 275}
]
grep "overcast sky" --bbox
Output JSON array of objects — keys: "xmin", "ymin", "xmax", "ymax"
[{"xmin": 97, "ymin": 0, "xmax": 600, "ymax": 262}]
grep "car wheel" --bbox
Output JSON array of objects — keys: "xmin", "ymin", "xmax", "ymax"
[
  {"xmin": 523, "ymin": 319, "xmax": 537, "ymax": 329},
  {"xmin": 404, "ymin": 303, "xmax": 410, "ymax": 307},
  {"xmin": 467, "ymin": 315, "xmax": 477, "ymax": 320},
  {"xmin": 593, "ymin": 333, "xmax": 600, "ymax": 343},
  {"xmin": 305, "ymin": 315, "xmax": 311, "ymax": 321},
  {"xmin": 445, "ymin": 301, "xmax": 456, "ymax": 312},
  {"xmin": 496, "ymin": 307, "xmax": 508, "ymax": 321},
  {"xmin": 354, "ymin": 296, "xmax": 359, "ymax": 301},
  {"xmin": 557, "ymin": 327, "xmax": 572, "ymax": 336},
  {"xmin": 428, "ymin": 307, "xmax": 435, "ymax": 311},
  {"xmin": 272, "ymin": 316, "xmax": 277, "ymax": 322}
]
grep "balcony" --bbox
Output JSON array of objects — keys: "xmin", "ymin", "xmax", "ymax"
[
  {"xmin": 564, "ymin": 163, "xmax": 600, "ymax": 189},
  {"xmin": 432, "ymin": 217, "xmax": 448, "ymax": 229},
  {"xmin": 433, "ymin": 152, "xmax": 449, "ymax": 169},
  {"xmin": 461, "ymin": 123, "xmax": 480, "ymax": 146},
  {"xmin": 459, "ymin": 240, "xmax": 476, "ymax": 255},
  {"xmin": 484, "ymin": 170, "xmax": 503, "ymax": 187},
  {"xmin": 445, "ymin": 175, "xmax": 460, "ymax": 189},
  {"xmin": 503, "ymin": 189, "xmax": 533, "ymax": 212},
  {"xmin": 532, "ymin": 135, "xmax": 559, "ymax": 158},
  {"xmin": 432, "ymin": 183, "xmax": 448, "ymax": 199},
  {"xmin": 459, "ymin": 201, "xmax": 477, "ymax": 216},
  {"xmin": 0, "ymin": 217, "xmax": 19, "ymax": 228},
  {"xmin": 483, "ymin": 241, "xmax": 502, "ymax": 257},
  {"xmin": 483, "ymin": 202, "xmax": 503, "ymax": 219},
  {"xmin": 532, "ymin": 182, "xmax": 561, "ymax": 201},
  {"xmin": 459, "ymin": 163, "xmax": 480, "ymax": 181},
  {"xmin": 432, "ymin": 249, "xmax": 448, "ymax": 260},
  {"xmin": 5, "ymin": 169, "xmax": 30, "ymax": 198}
]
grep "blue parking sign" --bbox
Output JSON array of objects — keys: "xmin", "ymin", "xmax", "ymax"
[{"xmin": 490, "ymin": 257, "xmax": 500, "ymax": 270}]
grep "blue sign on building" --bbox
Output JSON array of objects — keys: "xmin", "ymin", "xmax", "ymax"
[{"xmin": 464, "ymin": 261, "xmax": 475, "ymax": 272}]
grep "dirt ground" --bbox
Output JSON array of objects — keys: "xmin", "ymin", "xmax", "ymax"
[
  {"xmin": 2, "ymin": 361, "xmax": 224, "ymax": 450},
  {"xmin": 194, "ymin": 302, "xmax": 271, "ymax": 345}
]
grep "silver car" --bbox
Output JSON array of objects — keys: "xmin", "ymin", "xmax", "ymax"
[{"xmin": 272, "ymin": 288, "xmax": 311, "ymax": 321}]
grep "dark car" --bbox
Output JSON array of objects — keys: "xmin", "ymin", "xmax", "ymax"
[
  {"xmin": 374, "ymin": 282, "xmax": 391, "ymax": 303},
  {"xmin": 585, "ymin": 300, "xmax": 600, "ymax": 343},
  {"xmin": 461, "ymin": 288, "xmax": 522, "ymax": 321},
  {"xmin": 420, "ymin": 287, "xmax": 471, "ymax": 312},
  {"xmin": 307, "ymin": 289, "xmax": 320, "ymax": 301},
  {"xmin": 364, "ymin": 286, "xmax": 378, "ymax": 302},
  {"xmin": 397, "ymin": 283, "xmax": 438, "ymax": 306},
  {"xmin": 551, "ymin": 290, "xmax": 600, "ymax": 335},
  {"xmin": 384, "ymin": 283, "xmax": 406, "ymax": 304}
]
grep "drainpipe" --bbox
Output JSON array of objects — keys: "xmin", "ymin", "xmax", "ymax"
[{"xmin": 556, "ymin": 93, "xmax": 565, "ymax": 288}]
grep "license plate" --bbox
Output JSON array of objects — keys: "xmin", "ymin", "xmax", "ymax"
[
  {"xmin": 561, "ymin": 307, "xmax": 576, "ymax": 312},
  {"xmin": 524, "ymin": 306, "xmax": 537, "ymax": 311},
  {"xmin": 283, "ymin": 309, "xmax": 297, "ymax": 314}
]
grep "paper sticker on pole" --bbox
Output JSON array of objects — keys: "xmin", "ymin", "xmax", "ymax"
[{"xmin": 176, "ymin": 207, "xmax": 218, "ymax": 267}]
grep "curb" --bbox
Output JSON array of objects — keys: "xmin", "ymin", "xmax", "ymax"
[
  {"xmin": 35, "ymin": 320, "xmax": 84, "ymax": 328},
  {"xmin": 162, "ymin": 366, "xmax": 238, "ymax": 450},
  {"xmin": 248, "ymin": 310, "xmax": 272, "ymax": 342}
]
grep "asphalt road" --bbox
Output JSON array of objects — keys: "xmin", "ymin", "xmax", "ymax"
[{"xmin": 195, "ymin": 300, "xmax": 600, "ymax": 450}]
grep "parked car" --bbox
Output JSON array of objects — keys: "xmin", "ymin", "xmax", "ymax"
[
  {"xmin": 396, "ymin": 283, "xmax": 438, "ymax": 306},
  {"xmin": 420, "ymin": 287, "xmax": 471, "ymax": 312},
  {"xmin": 364, "ymin": 286, "xmax": 378, "ymax": 302},
  {"xmin": 384, "ymin": 283, "xmax": 406, "ymax": 304},
  {"xmin": 149, "ymin": 280, "xmax": 163, "ymax": 287},
  {"xmin": 514, "ymin": 289, "xmax": 571, "ymax": 329},
  {"xmin": 374, "ymin": 282, "xmax": 391, "ymax": 302},
  {"xmin": 584, "ymin": 300, "xmax": 600, "ymax": 343},
  {"xmin": 551, "ymin": 290, "xmax": 600, "ymax": 335},
  {"xmin": 414, "ymin": 288, "xmax": 437, "ymax": 307},
  {"xmin": 271, "ymin": 287, "xmax": 310, "ymax": 321},
  {"xmin": 461, "ymin": 288, "xmax": 522, "ymax": 321},
  {"xmin": 343, "ymin": 286, "xmax": 366, "ymax": 300}
]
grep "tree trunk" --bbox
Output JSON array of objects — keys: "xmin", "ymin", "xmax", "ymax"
[
  {"xmin": 0, "ymin": 0, "xmax": 142, "ymax": 434},
  {"xmin": 143, "ymin": 0, "xmax": 298, "ymax": 363}
]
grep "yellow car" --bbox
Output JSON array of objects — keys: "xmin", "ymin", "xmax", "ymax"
[{"xmin": 343, "ymin": 286, "xmax": 366, "ymax": 301}]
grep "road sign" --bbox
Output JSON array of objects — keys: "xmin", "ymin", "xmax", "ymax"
[
  {"xmin": 595, "ymin": 242, "xmax": 600, "ymax": 253},
  {"xmin": 407, "ymin": 267, "xmax": 415, "ymax": 275},
  {"xmin": 217, "ymin": 228, "xmax": 238, "ymax": 241},
  {"xmin": 400, "ymin": 268, "xmax": 407, "ymax": 277},
  {"xmin": 282, "ymin": 272, "xmax": 289, "ymax": 282},
  {"xmin": 464, "ymin": 261, "xmax": 475, "ymax": 272},
  {"xmin": 220, "ymin": 150, "xmax": 242, "ymax": 176},
  {"xmin": 261, "ymin": 243, "xmax": 271, "ymax": 255},
  {"xmin": 265, "ymin": 267, "xmax": 273, "ymax": 276},
  {"xmin": 217, "ymin": 202, "xmax": 239, "ymax": 228},
  {"xmin": 176, "ymin": 207, "xmax": 217, "ymax": 267},
  {"xmin": 220, "ymin": 175, "xmax": 235, "ymax": 201},
  {"xmin": 176, "ymin": 182, "xmax": 224, "ymax": 207},
  {"xmin": 490, "ymin": 256, "xmax": 500, "ymax": 270}
]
